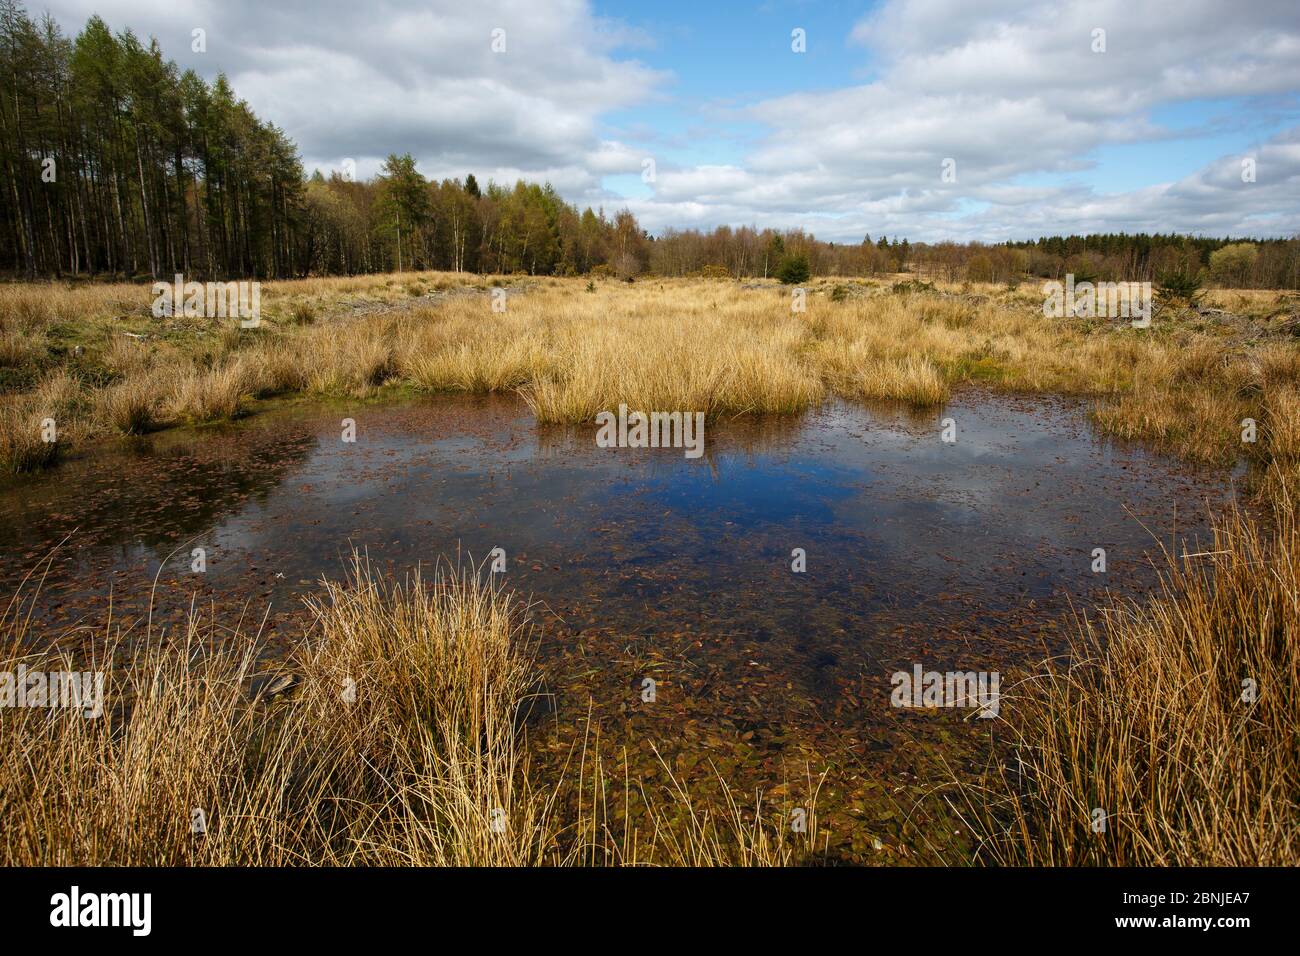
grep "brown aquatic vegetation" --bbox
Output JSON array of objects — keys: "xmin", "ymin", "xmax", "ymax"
[
  {"xmin": 958, "ymin": 497, "xmax": 1300, "ymax": 866},
  {"xmin": 0, "ymin": 553, "xmax": 820, "ymax": 866}
]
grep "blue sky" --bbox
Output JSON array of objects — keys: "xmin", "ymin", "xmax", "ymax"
[
  {"xmin": 600, "ymin": 1, "xmax": 886, "ymax": 169},
  {"xmin": 589, "ymin": 1, "xmax": 1300, "ymax": 236},
  {"xmin": 40, "ymin": 0, "xmax": 1300, "ymax": 242}
]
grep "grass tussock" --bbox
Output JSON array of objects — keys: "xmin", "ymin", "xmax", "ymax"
[
  {"xmin": 0, "ymin": 554, "xmax": 547, "ymax": 865},
  {"xmin": 0, "ymin": 553, "xmax": 821, "ymax": 866},
  {"xmin": 97, "ymin": 379, "xmax": 161, "ymax": 435},
  {"xmin": 0, "ymin": 401, "xmax": 60, "ymax": 472},
  {"xmin": 167, "ymin": 361, "xmax": 247, "ymax": 423},
  {"xmin": 0, "ymin": 369, "xmax": 83, "ymax": 472},
  {"xmin": 963, "ymin": 499, "xmax": 1300, "ymax": 866},
  {"xmin": 3, "ymin": 274, "xmax": 1299, "ymax": 504}
]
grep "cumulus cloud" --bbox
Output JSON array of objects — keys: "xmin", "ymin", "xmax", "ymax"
[
  {"xmin": 42, "ymin": 0, "xmax": 666, "ymax": 185},
  {"xmin": 644, "ymin": 0, "xmax": 1300, "ymax": 240},
  {"xmin": 38, "ymin": 0, "xmax": 1300, "ymax": 240}
]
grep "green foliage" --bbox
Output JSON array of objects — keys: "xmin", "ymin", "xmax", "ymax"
[
  {"xmin": 0, "ymin": 1, "xmax": 304, "ymax": 279},
  {"xmin": 1157, "ymin": 269, "xmax": 1205, "ymax": 305},
  {"xmin": 776, "ymin": 254, "xmax": 810, "ymax": 285},
  {"xmin": 1209, "ymin": 243, "xmax": 1258, "ymax": 286},
  {"xmin": 891, "ymin": 279, "xmax": 936, "ymax": 294}
]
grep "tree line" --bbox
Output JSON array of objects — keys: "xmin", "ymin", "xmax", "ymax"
[
  {"xmin": 916, "ymin": 233, "xmax": 1300, "ymax": 289},
  {"xmin": 1, "ymin": 0, "xmax": 302, "ymax": 280},
  {"xmin": 2, "ymin": 1, "xmax": 1296, "ymax": 288}
]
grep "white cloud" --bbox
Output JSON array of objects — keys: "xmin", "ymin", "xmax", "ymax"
[
  {"xmin": 39, "ymin": 0, "xmax": 1300, "ymax": 241},
  {"xmin": 43, "ymin": 0, "xmax": 665, "ymax": 187},
  {"xmin": 637, "ymin": 0, "xmax": 1300, "ymax": 241}
]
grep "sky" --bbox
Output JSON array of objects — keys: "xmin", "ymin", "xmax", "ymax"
[{"xmin": 35, "ymin": 0, "xmax": 1300, "ymax": 243}]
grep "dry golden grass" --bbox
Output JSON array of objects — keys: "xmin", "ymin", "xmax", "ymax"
[
  {"xmin": 97, "ymin": 379, "xmax": 161, "ymax": 435},
  {"xmin": 166, "ymin": 361, "xmax": 248, "ymax": 424},
  {"xmin": 0, "ymin": 552, "xmax": 822, "ymax": 867},
  {"xmin": 0, "ymin": 402, "xmax": 58, "ymax": 472},
  {"xmin": 0, "ymin": 553, "xmax": 546, "ymax": 865},
  {"xmin": 0, "ymin": 369, "xmax": 87, "ymax": 472},
  {"xmin": 2, "ymin": 272, "xmax": 1298, "ymax": 501},
  {"xmin": 959, "ymin": 498, "xmax": 1300, "ymax": 866},
  {"xmin": 507, "ymin": 291, "xmax": 825, "ymax": 423}
]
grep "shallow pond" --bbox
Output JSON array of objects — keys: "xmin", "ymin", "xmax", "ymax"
[{"xmin": 0, "ymin": 390, "xmax": 1238, "ymax": 861}]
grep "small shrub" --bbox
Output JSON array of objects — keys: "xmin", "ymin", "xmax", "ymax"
[
  {"xmin": 891, "ymin": 279, "xmax": 936, "ymax": 295},
  {"xmin": 1157, "ymin": 269, "xmax": 1204, "ymax": 306},
  {"xmin": 776, "ymin": 254, "xmax": 810, "ymax": 285}
]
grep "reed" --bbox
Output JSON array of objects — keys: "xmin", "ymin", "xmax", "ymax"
[
  {"xmin": 958, "ymin": 498, "xmax": 1300, "ymax": 866},
  {"xmin": 0, "ymin": 553, "xmax": 820, "ymax": 866}
]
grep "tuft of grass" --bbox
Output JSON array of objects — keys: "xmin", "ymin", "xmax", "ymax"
[
  {"xmin": 0, "ymin": 402, "xmax": 60, "ymax": 472},
  {"xmin": 98, "ymin": 380, "xmax": 161, "ymax": 435},
  {"xmin": 0, "ymin": 370, "xmax": 82, "ymax": 472},
  {"xmin": 0, "ymin": 553, "xmax": 546, "ymax": 865},
  {"xmin": 959, "ymin": 499, "xmax": 1299, "ymax": 866},
  {"xmin": 0, "ymin": 328, "xmax": 37, "ymax": 368},
  {"xmin": 0, "ymin": 553, "xmax": 821, "ymax": 866},
  {"xmin": 167, "ymin": 361, "xmax": 247, "ymax": 423},
  {"xmin": 304, "ymin": 326, "xmax": 395, "ymax": 397}
]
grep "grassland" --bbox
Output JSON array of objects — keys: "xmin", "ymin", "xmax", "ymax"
[
  {"xmin": 3, "ymin": 273, "xmax": 1298, "ymax": 488},
  {"xmin": 1, "ymin": 271, "xmax": 1297, "ymax": 866}
]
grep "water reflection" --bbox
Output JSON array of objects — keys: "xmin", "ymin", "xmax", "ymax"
[{"xmin": 0, "ymin": 389, "xmax": 1239, "ymax": 861}]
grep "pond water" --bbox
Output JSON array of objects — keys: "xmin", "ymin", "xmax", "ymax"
[{"xmin": 0, "ymin": 390, "xmax": 1238, "ymax": 861}]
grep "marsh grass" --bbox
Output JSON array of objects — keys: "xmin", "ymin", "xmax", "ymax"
[
  {"xmin": 167, "ymin": 361, "xmax": 248, "ymax": 423},
  {"xmin": 0, "ymin": 369, "xmax": 85, "ymax": 471},
  {"xmin": 4, "ymin": 273, "xmax": 1299, "ymax": 511},
  {"xmin": 0, "ymin": 552, "xmax": 822, "ymax": 867},
  {"xmin": 0, "ymin": 402, "xmax": 59, "ymax": 472},
  {"xmin": 97, "ymin": 380, "xmax": 161, "ymax": 435},
  {"xmin": 956, "ymin": 498, "xmax": 1300, "ymax": 866}
]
